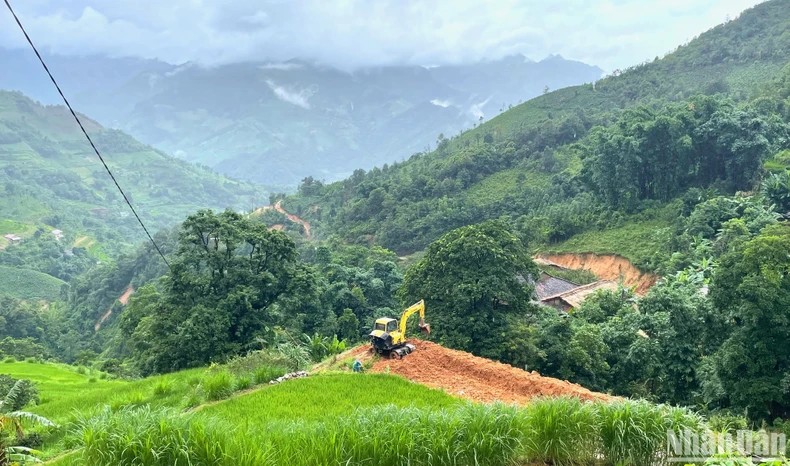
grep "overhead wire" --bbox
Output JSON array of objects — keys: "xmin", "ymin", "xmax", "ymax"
[{"xmin": 3, "ymin": 0, "xmax": 172, "ymax": 271}]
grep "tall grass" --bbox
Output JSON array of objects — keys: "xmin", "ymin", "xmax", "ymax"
[
  {"xmin": 66, "ymin": 397, "xmax": 707, "ymax": 466},
  {"xmin": 522, "ymin": 397, "xmax": 600, "ymax": 465},
  {"xmin": 599, "ymin": 400, "xmax": 704, "ymax": 466},
  {"xmin": 71, "ymin": 406, "xmax": 254, "ymax": 466},
  {"xmin": 202, "ymin": 371, "xmax": 235, "ymax": 401}
]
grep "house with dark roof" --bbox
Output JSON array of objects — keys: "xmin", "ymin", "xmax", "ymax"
[{"xmin": 535, "ymin": 273, "xmax": 579, "ymax": 300}]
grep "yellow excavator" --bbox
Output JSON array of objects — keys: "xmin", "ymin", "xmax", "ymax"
[{"xmin": 369, "ymin": 300, "xmax": 430, "ymax": 359}]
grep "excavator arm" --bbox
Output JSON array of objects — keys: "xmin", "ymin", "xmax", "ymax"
[{"xmin": 398, "ymin": 300, "xmax": 431, "ymax": 337}]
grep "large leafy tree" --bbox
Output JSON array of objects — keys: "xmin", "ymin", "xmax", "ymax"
[
  {"xmin": 399, "ymin": 220, "xmax": 538, "ymax": 359},
  {"xmin": 123, "ymin": 210, "xmax": 303, "ymax": 374},
  {"xmin": 711, "ymin": 224, "xmax": 790, "ymax": 419}
]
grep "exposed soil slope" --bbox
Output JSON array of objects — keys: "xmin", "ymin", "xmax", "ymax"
[
  {"xmin": 541, "ymin": 253, "xmax": 658, "ymax": 295},
  {"xmin": 94, "ymin": 285, "xmax": 134, "ymax": 331},
  {"xmin": 346, "ymin": 340, "xmax": 610, "ymax": 405}
]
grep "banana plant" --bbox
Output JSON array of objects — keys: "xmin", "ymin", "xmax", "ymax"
[{"xmin": 0, "ymin": 380, "xmax": 56, "ymax": 465}]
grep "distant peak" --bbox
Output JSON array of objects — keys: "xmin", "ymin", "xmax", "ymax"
[
  {"xmin": 501, "ymin": 53, "xmax": 533, "ymax": 64},
  {"xmin": 540, "ymin": 54, "xmax": 565, "ymax": 62}
]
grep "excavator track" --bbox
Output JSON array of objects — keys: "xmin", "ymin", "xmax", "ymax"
[{"xmin": 390, "ymin": 343, "xmax": 417, "ymax": 359}]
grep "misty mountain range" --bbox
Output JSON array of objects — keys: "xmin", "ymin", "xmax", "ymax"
[{"xmin": 1, "ymin": 49, "xmax": 602, "ymax": 185}]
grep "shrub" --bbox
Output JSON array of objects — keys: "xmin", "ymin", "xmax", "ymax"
[
  {"xmin": 203, "ymin": 372, "xmax": 234, "ymax": 401},
  {"xmin": 253, "ymin": 365, "xmax": 287, "ymax": 385},
  {"xmin": 25, "ymin": 357, "xmax": 36, "ymax": 363},
  {"xmin": 0, "ymin": 375, "xmax": 39, "ymax": 409},
  {"xmin": 182, "ymin": 386, "xmax": 205, "ymax": 409},
  {"xmin": 88, "ymin": 377, "xmax": 97, "ymax": 383},
  {"xmin": 709, "ymin": 412, "xmax": 749, "ymax": 433},
  {"xmin": 598, "ymin": 400, "xmax": 701, "ymax": 466},
  {"xmin": 109, "ymin": 391, "xmax": 146, "ymax": 411},
  {"xmin": 3, "ymin": 357, "xmax": 15, "ymax": 363},
  {"xmin": 222, "ymin": 350, "xmax": 291, "ymax": 377},
  {"xmin": 76, "ymin": 366, "xmax": 87, "ymax": 374},
  {"xmin": 236, "ymin": 376, "xmax": 252, "ymax": 391},
  {"xmin": 15, "ymin": 432, "xmax": 43, "ymax": 449},
  {"xmin": 153, "ymin": 380, "xmax": 174, "ymax": 396}
]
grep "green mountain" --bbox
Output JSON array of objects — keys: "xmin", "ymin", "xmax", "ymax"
[
  {"xmin": 0, "ymin": 51, "xmax": 602, "ymax": 186},
  {"xmin": 278, "ymin": 0, "xmax": 790, "ymax": 261},
  {"xmin": 0, "ymin": 89, "xmax": 263, "ymax": 267}
]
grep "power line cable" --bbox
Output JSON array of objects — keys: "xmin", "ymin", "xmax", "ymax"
[{"xmin": 3, "ymin": 0, "xmax": 172, "ymax": 271}]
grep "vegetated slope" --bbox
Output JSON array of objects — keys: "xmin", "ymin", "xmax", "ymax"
[
  {"xmin": 0, "ymin": 264, "xmax": 65, "ymax": 300},
  {"xmin": 281, "ymin": 0, "xmax": 790, "ymax": 258},
  {"xmin": 347, "ymin": 340, "xmax": 610, "ymax": 404},
  {"xmin": 0, "ymin": 89, "xmax": 263, "ymax": 256},
  {"xmin": 198, "ymin": 372, "xmax": 459, "ymax": 424}
]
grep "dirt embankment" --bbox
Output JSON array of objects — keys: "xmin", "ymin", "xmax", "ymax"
[
  {"xmin": 95, "ymin": 285, "xmax": 134, "ymax": 331},
  {"xmin": 541, "ymin": 253, "xmax": 658, "ymax": 295},
  {"xmin": 344, "ymin": 340, "xmax": 610, "ymax": 405}
]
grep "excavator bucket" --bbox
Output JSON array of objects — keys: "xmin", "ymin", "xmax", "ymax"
[{"xmin": 419, "ymin": 320, "xmax": 431, "ymax": 335}]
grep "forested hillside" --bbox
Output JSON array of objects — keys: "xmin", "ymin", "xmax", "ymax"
[
  {"xmin": 0, "ymin": 89, "xmax": 265, "ymax": 312},
  {"xmin": 0, "ymin": 90, "xmax": 263, "ymax": 255},
  {"xmin": 281, "ymin": 0, "xmax": 790, "ymax": 263}
]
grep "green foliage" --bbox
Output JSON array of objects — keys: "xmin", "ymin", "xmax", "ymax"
[
  {"xmin": 0, "ymin": 337, "xmax": 48, "ymax": 360},
  {"xmin": 0, "ymin": 378, "xmax": 55, "ymax": 462},
  {"xmin": 66, "ymin": 394, "xmax": 706, "ymax": 466},
  {"xmin": 336, "ymin": 308, "xmax": 360, "ymax": 342},
  {"xmin": 235, "ymin": 376, "xmax": 251, "ymax": 391},
  {"xmin": 203, "ymin": 372, "xmax": 235, "ymax": 402},
  {"xmin": 522, "ymin": 397, "xmax": 599, "ymax": 465},
  {"xmin": 252, "ymin": 366, "xmax": 287, "ymax": 385},
  {"xmin": 761, "ymin": 169, "xmax": 790, "ymax": 213},
  {"xmin": 274, "ymin": 342, "xmax": 310, "ymax": 372},
  {"xmin": 400, "ymin": 220, "xmax": 538, "ymax": 359},
  {"xmin": 0, "ymin": 233, "xmax": 96, "ymax": 282},
  {"xmin": 71, "ymin": 406, "xmax": 250, "ymax": 466},
  {"xmin": 121, "ymin": 210, "xmax": 304, "ymax": 374},
  {"xmin": 302, "ymin": 333, "xmax": 347, "ymax": 362},
  {"xmin": 581, "ymin": 97, "xmax": 784, "ymax": 209},
  {"xmin": 710, "ymin": 224, "xmax": 790, "ymax": 420},
  {"xmin": 0, "ymin": 375, "xmax": 38, "ymax": 410},
  {"xmin": 598, "ymin": 400, "xmax": 702, "ymax": 466},
  {"xmin": 152, "ymin": 380, "xmax": 174, "ymax": 397},
  {"xmin": 0, "ymin": 90, "xmax": 263, "ymax": 259},
  {"xmin": 709, "ymin": 413, "xmax": 749, "ymax": 433},
  {"xmin": 0, "ymin": 265, "xmax": 65, "ymax": 301},
  {"xmin": 200, "ymin": 373, "xmax": 460, "ymax": 424}
]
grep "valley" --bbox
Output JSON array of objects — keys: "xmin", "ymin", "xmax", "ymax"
[{"xmin": 0, "ymin": 0, "xmax": 789, "ymax": 464}]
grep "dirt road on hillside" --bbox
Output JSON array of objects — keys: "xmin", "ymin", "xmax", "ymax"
[{"xmin": 257, "ymin": 201, "xmax": 312, "ymax": 237}]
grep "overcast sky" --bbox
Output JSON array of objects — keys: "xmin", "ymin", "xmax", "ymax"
[{"xmin": 0, "ymin": 0, "xmax": 764, "ymax": 72}]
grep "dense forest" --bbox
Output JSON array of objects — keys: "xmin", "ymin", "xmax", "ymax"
[{"xmin": 1, "ymin": 0, "xmax": 790, "ymax": 434}]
